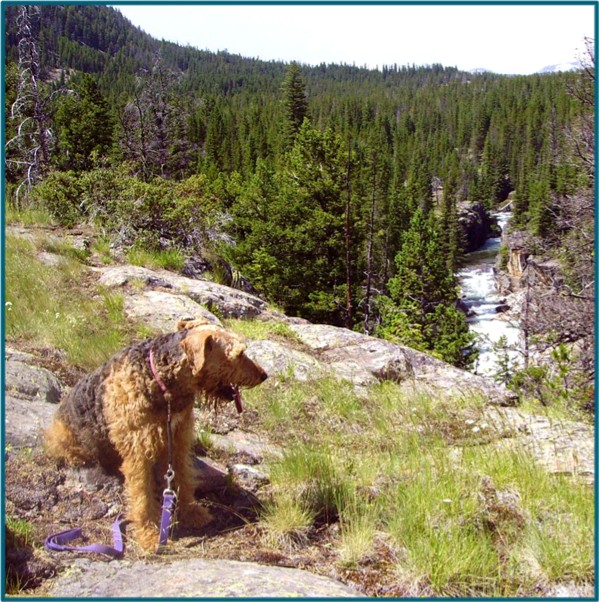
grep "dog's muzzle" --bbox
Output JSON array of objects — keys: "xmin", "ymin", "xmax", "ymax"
[
  {"xmin": 215, "ymin": 372, "xmax": 266, "ymax": 414},
  {"xmin": 214, "ymin": 384, "xmax": 244, "ymax": 413}
]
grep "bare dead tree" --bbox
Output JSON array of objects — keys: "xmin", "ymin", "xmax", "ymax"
[
  {"xmin": 5, "ymin": 6, "xmax": 53, "ymax": 205},
  {"xmin": 118, "ymin": 51, "xmax": 188, "ymax": 180},
  {"xmin": 565, "ymin": 37, "xmax": 594, "ymax": 181}
]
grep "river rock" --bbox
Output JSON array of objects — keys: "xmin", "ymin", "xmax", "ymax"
[
  {"xmin": 495, "ymin": 229, "xmax": 530, "ymax": 293},
  {"xmin": 48, "ymin": 558, "xmax": 359, "ymax": 598},
  {"xmin": 458, "ymin": 202, "xmax": 496, "ymax": 252}
]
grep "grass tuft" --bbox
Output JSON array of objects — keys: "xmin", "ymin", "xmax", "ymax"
[
  {"xmin": 126, "ymin": 245, "xmax": 185, "ymax": 271},
  {"xmin": 225, "ymin": 319, "xmax": 304, "ymax": 347},
  {"xmin": 260, "ymin": 494, "xmax": 316, "ymax": 549},
  {"xmin": 5, "ymin": 202, "xmax": 55, "ymax": 226}
]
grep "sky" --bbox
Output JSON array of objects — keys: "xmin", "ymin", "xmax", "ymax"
[{"xmin": 113, "ymin": 3, "xmax": 595, "ymax": 75}]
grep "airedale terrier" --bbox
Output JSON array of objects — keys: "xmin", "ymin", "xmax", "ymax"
[{"xmin": 45, "ymin": 318, "xmax": 267, "ymax": 551}]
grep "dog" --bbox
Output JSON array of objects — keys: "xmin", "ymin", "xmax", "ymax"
[{"xmin": 45, "ymin": 318, "xmax": 267, "ymax": 551}]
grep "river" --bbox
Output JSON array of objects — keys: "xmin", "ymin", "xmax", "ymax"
[{"xmin": 458, "ymin": 212, "xmax": 522, "ymax": 377}]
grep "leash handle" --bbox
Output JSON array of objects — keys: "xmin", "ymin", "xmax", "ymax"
[
  {"xmin": 158, "ymin": 489, "xmax": 177, "ymax": 547},
  {"xmin": 45, "ymin": 514, "xmax": 125, "ymax": 558}
]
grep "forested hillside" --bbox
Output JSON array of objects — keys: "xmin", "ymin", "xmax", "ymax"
[{"xmin": 4, "ymin": 5, "xmax": 594, "ymax": 381}]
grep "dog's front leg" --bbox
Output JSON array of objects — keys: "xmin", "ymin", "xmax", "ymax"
[
  {"xmin": 120, "ymin": 449, "xmax": 162, "ymax": 551},
  {"xmin": 172, "ymin": 407, "xmax": 213, "ymax": 530}
]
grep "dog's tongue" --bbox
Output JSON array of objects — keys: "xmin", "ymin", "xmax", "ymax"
[{"xmin": 233, "ymin": 388, "xmax": 244, "ymax": 414}]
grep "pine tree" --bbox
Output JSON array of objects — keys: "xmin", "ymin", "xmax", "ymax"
[
  {"xmin": 228, "ymin": 122, "xmax": 350, "ymax": 324},
  {"xmin": 54, "ymin": 73, "xmax": 114, "ymax": 171},
  {"xmin": 281, "ymin": 62, "xmax": 308, "ymax": 147},
  {"xmin": 439, "ymin": 167, "xmax": 464, "ymax": 273},
  {"xmin": 378, "ymin": 209, "xmax": 476, "ymax": 367}
]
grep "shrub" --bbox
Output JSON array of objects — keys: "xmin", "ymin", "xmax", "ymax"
[{"xmin": 32, "ymin": 171, "xmax": 84, "ymax": 226}]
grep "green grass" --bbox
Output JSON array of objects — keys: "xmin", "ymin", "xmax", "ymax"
[
  {"xmin": 5, "ymin": 516, "xmax": 35, "ymax": 549},
  {"xmin": 244, "ymin": 375, "xmax": 594, "ymax": 596},
  {"xmin": 5, "ymin": 235, "xmax": 134, "ymax": 369},
  {"xmin": 225, "ymin": 318, "xmax": 304, "ymax": 347},
  {"xmin": 5, "ymin": 516, "xmax": 36, "ymax": 595},
  {"xmin": 260, "ymin": 494, "xmax": 316, "ymax": 549},
  {"xmin": 126, "ymin": 245, "xmax": 185, "ymax": 271},
  {"xmin": 5, "ymin": 202, "xmax": 55, "ymax": 226},
  {"xmin": 337, "ymin": 492, "xmax": 378, "ymax": 568},
  {"xmin": 91, "ymin": 236, "xmax": 114, "ymax": 264},
  {"xmin": 41, "ymin": 238, "xmax": 91, "ymax": 263}
]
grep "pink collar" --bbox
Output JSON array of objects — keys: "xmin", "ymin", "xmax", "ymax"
[{"xmin": 149, "ymin": 348, "xmax": 168, "ymax": 393}]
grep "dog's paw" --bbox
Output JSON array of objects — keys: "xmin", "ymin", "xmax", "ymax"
[
  {"xmin": 134, "ymin": 522, "xmax": 161, "ymax": 552},
  {"xmin": 179, "ymin": 502, "xmax": 213, "ymax": 529}
]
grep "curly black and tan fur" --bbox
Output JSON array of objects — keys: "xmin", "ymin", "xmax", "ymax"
[{"xmin": 45, "ymin": 318, "xmax": 267, "ymax": 551}]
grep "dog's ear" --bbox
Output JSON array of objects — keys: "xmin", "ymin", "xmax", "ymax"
[
  {"xmin": 226, "ymin": 340, "xmax": 247, "ymax": 360},
  {"xmin": 177, "ymin": 318, "xmax": 212, "ymax": 331},
  {"xmin": 180, "ymin": 331, "xmax": 214, "ymax": 374}
]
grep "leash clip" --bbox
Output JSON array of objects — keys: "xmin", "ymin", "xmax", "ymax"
[{"xmin": 164, "ymin": 466, "xmax": 176, "ymax": 493}]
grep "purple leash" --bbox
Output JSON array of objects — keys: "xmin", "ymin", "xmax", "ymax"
[
  {"xmin": 159, "ymin": 489, "xmax": 177, "ymax": 546},
  {"xmin": 150, "ymin": 348, "xmax": 178, "ymax": 549},
  {"xmin": 45, "ymin": 514, "xmax": 125, "ymax": 558}
]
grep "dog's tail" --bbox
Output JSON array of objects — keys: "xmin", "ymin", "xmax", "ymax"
[{"xmin": 44, "ymin": 418, "xmax": 90, "ymax": 466}]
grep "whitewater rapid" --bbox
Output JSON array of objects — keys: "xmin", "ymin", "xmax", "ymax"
[{"xmin": 458, "ymin": 213, "xmax": 522, "ymax": 377}]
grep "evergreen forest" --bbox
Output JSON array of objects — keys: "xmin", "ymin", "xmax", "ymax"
[{"xmin": 4, "ymin": 5, "xmax": 594, "ymax": 380}]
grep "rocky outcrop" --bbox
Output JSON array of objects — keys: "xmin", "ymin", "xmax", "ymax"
[
  {"xmin": 5, "ymin": 257, "xmax": 595, "ymax": 599},
  {"xmin": 96, "ymin": 265, "xmax": 267, "ymax": 320},
  {"xmin": 495, "ymin": 229, "xmax": 529, "ymax": 294},
  {"xmin": 123, "ymin": 290, "xmax": 222, "ymax": 333},
  {"xmin": 91, "ymin": 264, "xmax": 518, "ymax": 405},
  {"xmin": 484, "ymin": 406, "xmax": 594, "ymax": 484},
  {"xmin": 246, "ymin": 339, "xmax": 330, "ymax": 382},
  {"xmin": 5, "ymin": 348, "xmax": 63, "ymax": 404},
  {"xmin": 495, "ymin": 227, "xmax": 565, "ymax": 296},
  {"xmin": 5, "ymin": 348, "xmax": 64, "ymax": 447},
  {"xmin": 287, "ymin": 323, "xmax": 516, "ymax": 404},
  {"xmin": 48, "ymin": 558, "xmax": 359, "ymax": 598}
]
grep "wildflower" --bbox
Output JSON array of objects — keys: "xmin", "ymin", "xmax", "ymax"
[{"xmin": 5, "ymin": 301, "xmax": 13, "ymax": 312}]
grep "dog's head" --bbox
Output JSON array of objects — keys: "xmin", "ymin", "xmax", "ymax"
[{"xmin": 179, "ymin": 323, "xmax": 267, "ymax": 412}]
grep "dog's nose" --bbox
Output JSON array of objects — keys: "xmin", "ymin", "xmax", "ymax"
[{"xmin": 260, "ymin": 371, "xmax": 268, "ymax": 382}]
